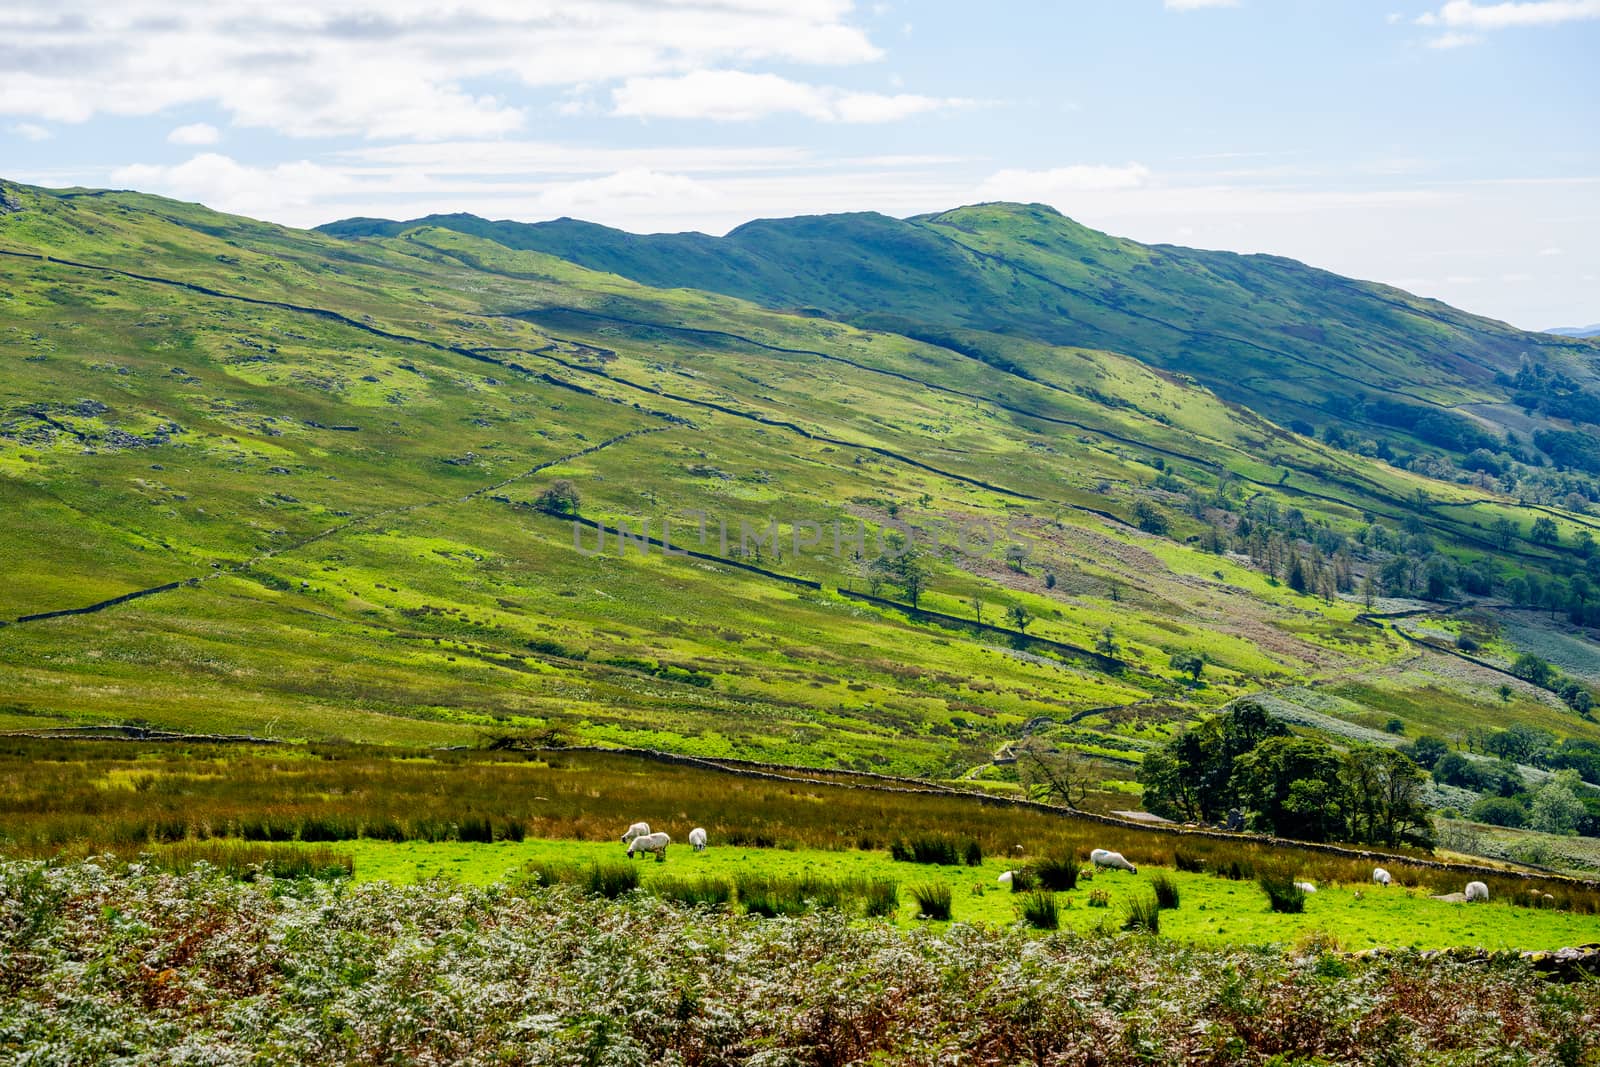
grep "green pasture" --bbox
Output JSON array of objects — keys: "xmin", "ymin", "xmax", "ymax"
[{"xmin": 345, "ymin": 836, "xmax": 1600, "ymax": 952}]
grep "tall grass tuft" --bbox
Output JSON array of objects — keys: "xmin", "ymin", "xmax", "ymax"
[
  {"xmin": 890, "ymin": 836, "xmax": 975, "ymax": 866},
  {"xmin": 1173, "ymin": 849, "xmax": 1205, "ymax": 874},
  {"xmin": 584, "ymin": 861, "xmax": 641, "ymax": 900},
  {"xmin": 651, "ymin": 874, "xmax": 733, "ymax": 908},
  {"xmin": 1008, "ymin": 867, "xmax": 1037, "ymax": 893},
  {"xmin": 153, "ymin": 841, "xmax": 351, "ymax": 880},
  {"xmin": 1034, "ymin": 854, "xmax": 1079, "ymax": 891},
  {"xmin": 862, "ymin": 878, "xmax": 899, "ymax": 919},
  {"xmin": 1150, "ymin": 872, "xmax": 1181, "ymax": 910},
  {"xmin": 1217, "ymin": 858, "xmax": 1254, "ymax": 881},
  {"xmin": 1123, "ymin": 894, "xmax": 1161, "ymax": 934},
  {"xmin": 910, "ymin": 882, "xmax": 953, "ymax": 921},
  {"xmin": 1020, "ymin": 890, "xmax": 1059, "ymax": 930},
  {"xmin": 1258, "ymin": 871, "xmax": 1307, "ymax": 914}
]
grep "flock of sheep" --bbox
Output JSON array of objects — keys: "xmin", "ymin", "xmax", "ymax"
[
  {"xmin": 620, "ymin": 821, "xmax": 705, "ymax": 859},
  {"xmin": 1008, "ymin": 851, "xmax": 1495, "ymax": 902},
  {"xmin": 617, "ymin": 827, "xmax": 1499, "ymax": 904}
]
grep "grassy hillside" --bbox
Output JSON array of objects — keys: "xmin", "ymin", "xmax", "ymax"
[
  {"xmin": 318, "ymin": 203, "xmax": 1600, "ymax": 454},
  {"xmin": 1, "ymin": 179, "xmax": 1597, "ymax": 793}
]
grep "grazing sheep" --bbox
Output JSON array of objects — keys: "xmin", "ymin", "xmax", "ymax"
[
  {"xmin": 689, "ymin": 827, "xmax": 708, "ymax": 851},
  {"xmin": 1372, "ymin": 867, "xmax": 1391, "ymax": 886},
  {"xmin": 1294, "ymin": 881, "xmax": 1317, "ymax": 894},
  {"xmin": 1090, "ymin": 849, "xmax": 1137, "ymax": 874},
  {"xmin": 620, "ymin": 821, "xmax": 650, "ymax": 845},
  {"xmin": 627, "ymin": 831, "xmax": 671, "ymax": 860},
  {"xmin": 997, "ymin": 870, "xmax": 1014, "ymax": 887},
  {"xmin": 1465, "ymin": 881, "xmax": 1489, "ymax": 902}
]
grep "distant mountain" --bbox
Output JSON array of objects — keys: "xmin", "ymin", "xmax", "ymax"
[
  {"xmin": 1547, "ymin": 324, "xmax": 1600, "ymax": 338},
  {"xmin": 320, "ymin": 203, "xmax": 1600, "ymax": 452}
]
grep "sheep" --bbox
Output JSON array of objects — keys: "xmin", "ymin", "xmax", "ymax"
[
  {"xmin": 997, "ymin": 870, "xmax": 1014, "ymax": 887},
  {"xmin": 627, "ymin": 831, "xmax": 671, "ymax": 860},
  {"xmin": 1089, "ymin": 848, "xmax": 1136, "ymax": 874},
  {"xmin": 1294, "ymin": 881, "xmax": 1317, "ymax": 894},
  {"xmin": 1465, "ymin": 881, "xmax": 1489, "ymax": 902},
  {"xmin": 689, "ymin": 827, "xmax": 707, "ymax": 852},
  {"xmin": 1372, "ymin": 867, "xmax": 1391, "ymax": 886},
  {"xmin": 620, "ymin": 821, "xmax": 650, "ymax": 845}
]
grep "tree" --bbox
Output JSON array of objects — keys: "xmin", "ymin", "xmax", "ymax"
[
  {"xmin": 1485, "ymin": 723, "xmax": 1554, "ymax": 766},
  {"xmin": 1342, "ymin": 746, "xmax": 1433, "ymax": 848},
  {"xmin": 1512, "ymin": 653, "xmax": 1553, "ymax": 689},
  {"xmin": 1491, "ymin": 516, "xmax": 1517, "ymax": 550},
  {"xmin": 1497, "ymin": 683, "xmax": 1514, "ymax": 704},
  {"xmin": 1233, "ymin": 735, "xmax": 1348, "ymax": 842},
  {"xmin": 1168, "ymin": 651, "xmax": 1205, "ymax": 683},
  {"xmin": 534, "ymin": 479, "xmax": 581, "ymax": 516},
  {"xmin": 1013, "ymin": 738, "xmax": 1093, "ymax": 810},
  {"xmin": 1044, "ymin": 571, "xmax": 1057, "ymax": 590},
  {"xmin": 1530, "ymin": 771, "xmax": 1587, "ymax": 835},
  {"xmin": 1530, "ymin": 516, "xmax": 1560, "ymax": 546},
  {"xmin": 1133, "ymin": 500, "xmax": 1169, "ymax": 536},
  {"xmin": 1470, "ymin": 795, "xmax": 1528, "ymax": 828},
  {"xmin": 1400, "ymin": 734, "xmax": 1449, "ymax": 770},
  {"xmin": 1004, "ymin": 542, "xmax": 1030, "ymax": 573},
  {"xmin": 968, "ymin": 596, "xmax": 983, "ymax": 623},
  {"xmin": 1005, "ymin": 603, "xmax": 1033, "ymax": 632},
  {"xmin": 1095, "ymin": 626, "xmax": 1121, "ymax": 658}
]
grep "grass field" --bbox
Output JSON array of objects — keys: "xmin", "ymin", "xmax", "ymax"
[{"xmin": 340, "ymin": 836, "xmax": 1600, "ymax": 951}]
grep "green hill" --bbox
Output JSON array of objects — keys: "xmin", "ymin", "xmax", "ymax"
[
  {"xmin": 319, "ymin": 202, "xmax": 1600, "ymax": 457},
  {"xmin": 2, "ymin": 179, "xmax": 1598, "ymax": 809}
]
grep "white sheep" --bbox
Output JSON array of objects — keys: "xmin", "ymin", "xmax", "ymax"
[
  {"xmin": 627, "ymin": 831, "xmax": 671, "ymax": 860},
  {"xmin": 689, "ymin": 827, "xmax": 707, "ymax": 851},
  {"xmin": 1090, "ymin": 848, "xmax": 1136, "ymax": 874},
  {"xmin": 1294, "ymin": 881, "xmax": 1317, "ymax": 895},
  {"xmin": 620, "ymin": 821, "xmax": 650, "ymax": 845},
  {"xmin": 1372, "ymin": 867, "xmax": 1391, "ymax": 886},
  {"xmin": 1465, "ymin": 881, "xmax": 1489, "ymax": 902},
  {"xmin": 997, "ymin": 870, "xmax": 1014, "ymax": 887}
]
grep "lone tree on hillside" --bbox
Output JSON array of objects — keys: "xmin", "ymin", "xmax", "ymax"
[
  {"xmin": 1169, "ymin": 651, "xmax": 1206, "ymax": 683},
  {"xmin": 1013, "ymin": 738, "xmax": 1094, "ymax": 810},
  {"xmin": 535, "ymin": 479, "xmax": 581, "ymax": 517},
  {"xmin": 1006, "ymin": 603, "xmax": 1033, "ymax": 633}
]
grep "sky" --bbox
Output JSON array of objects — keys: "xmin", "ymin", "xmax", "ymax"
[{"xmin": 2, "ymin": 0, "xmax": 1597, "ymax": 330}]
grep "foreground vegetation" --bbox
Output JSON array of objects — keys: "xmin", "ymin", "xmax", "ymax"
[{"xmin": 4, "ymin": 859, "xmax": 1599, "ymax": 1065}]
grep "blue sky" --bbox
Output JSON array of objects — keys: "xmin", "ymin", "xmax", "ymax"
[{"xmin": 2, "ymin": 0, "xmax": 1596, "ymax": 329}]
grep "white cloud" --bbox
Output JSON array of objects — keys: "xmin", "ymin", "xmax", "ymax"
[
  {"xmin": 1164, "ymin": 0, "xmax": 1239, "ymax": 9},
  {"xmin": 1539, "ymin": 246, "xmax": 1564, "ymax": 256},
  {"xmin": 976, "ymin": 163, "xmax": 1153, "ymax": 202},
  {"xmin": 1418, "ymin": 0, "xmax": 1600, "ymax": 28},
  {"xmin": 1426, "ymin": 31, "xmax": 1484, "ymax": 46},
  {"xmin": 9, "ymin": 122, "xmax": 52, "ymax": 141},
  {"xmin": 167, "ymin": 122, "xmax": 220, "ymax": 145},
  {"xmin": 110, "ymin": 153, "xmax": 357, "ymax": 218},
  {"xmin": 611, "ymin": 70, "xmax": 965, "ymax": 123},
  {"xmin": 0, "ymin": 1, "xmax": 887, "ymax": 139}
]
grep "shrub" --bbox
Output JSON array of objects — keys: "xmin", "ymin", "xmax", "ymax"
[
  {"xmin": 963, "ymin": 840, "xmax": 984, "ymax": 867},
  {"xmin": 584, "ymin": 862, "xmax": 641, "ymax": 900},
  {"xmin": 1020, "ymin": 891, "xmax": 1059, "ymax": 930},
  {"xmin": 1150, "ymin": 872, "xmax": 1181, "ymax": 910},
  {"xmin": 1123, "ymin": 894, "xmax": 1161, "ymax": 934},
  {"xmin": 1173, "ymin": 849, "xmax": 1205, "ymax": 873},
  {"xmin": 1034, "ymin": 854, "xmax": 1079, "ymax": 891},
  {"xmin": 1009, "ymin": 867, "xmax": 1037, "ymax": 893},
  {"xmin": 910, "ymin": 882, "xmax": 953, "ymax": 921},
  {"xmin": 1258, "ymin": 871, "xmax": 1307, "ymax": 914}
]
